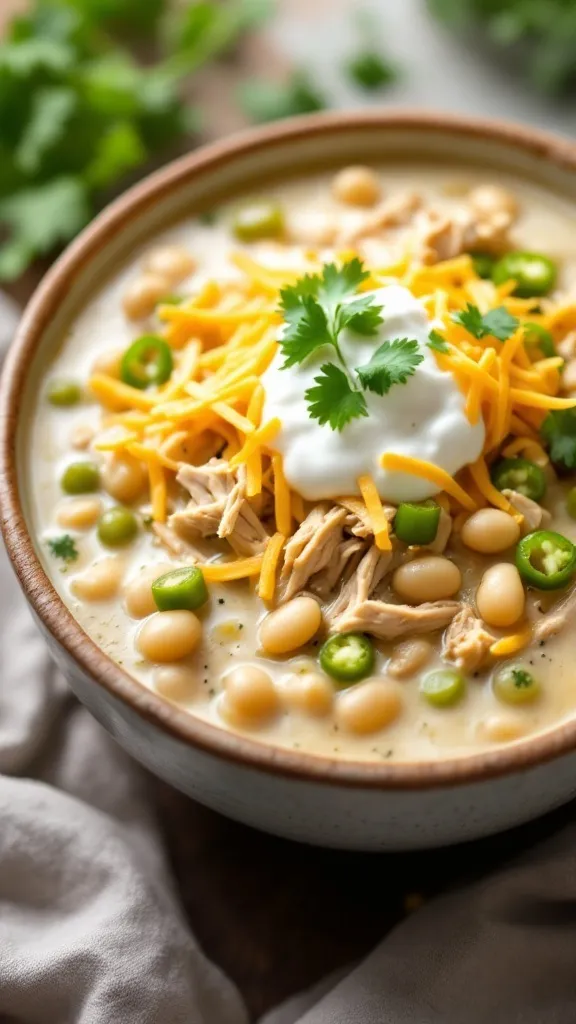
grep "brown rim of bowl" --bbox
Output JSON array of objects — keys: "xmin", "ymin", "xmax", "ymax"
[{"xmin": 3, "ymin": 109, "xmax": 576, "ymax": 791}]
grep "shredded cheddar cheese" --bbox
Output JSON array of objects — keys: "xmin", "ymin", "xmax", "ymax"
[
  {"xmin": 258, "ymin": 533, "xmax": 286, "ymax": 602},
  {"xmin": 202, "ymin": 555, "xmax": 264, "ymax": 582},
  {"xmin": 379, "ymin": 453, "xmax": 477, "ymax": 511},
  {"xmin": 490, "ymin": 624, "xmax": 533, "ymax": 657},
  {"xmin": 357, "ymin": 474, "xmax": 392, "ymax": 551}
]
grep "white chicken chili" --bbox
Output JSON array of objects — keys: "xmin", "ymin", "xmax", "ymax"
[{"xmin": 27, "ymin": 162, "xmax": 576, "ymax": 762}]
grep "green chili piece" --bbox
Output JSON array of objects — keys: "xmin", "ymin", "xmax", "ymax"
[
  {"xmin": 120, "ymin": 335, "xmax": 173, "ymax": 390},
  {"xmin": 61, "ymin": 461, "xmax": 99, "ymax": 495},
  {"xmin": 319, "ymin": 632, "xmax": 375, "ymax": 684},
  {"xmin": 516, "ymin": 530, "xmax": 576, "ymax": 590},
  {"xmin": 394, "ymin": 501, "xmax": 441, "ymax": 545},
  {"xmin": 47, "ymin": 378, "xmax": 82, "ymax": 406},
  {"xmin": 152, "ymin": 567, "xmax": 209, "ymax": 612},
  {"xmin": 420, "ymin": 669, "xmax": 465, "ymax": 707},
  {"xmin": 232, "ymin": 200, "xmax": 285, "ymax": 242},
  {"xmin": 492, "ymin": 251, "xmax": 557, "ymax": 298},
  {"xmin": 97, "ymin": 506, "xmax": 138, "ymax": 547},
  {"xmin": 493, "ymin": 664, "xmax": 541, "ymax": 705},
  {"xmin": 491, "ymin": 457, "xmax": 546, "ymax": 502},
  {"xmin": 471, "ymin": 252, "xmax": 495, "ymax": 279},
  {"xmin": 523, "ymin": 322, "xmax": 557, "ymax": 360}
]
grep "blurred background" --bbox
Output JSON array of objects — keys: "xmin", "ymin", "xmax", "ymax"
[{"xmin": 1, "ymin": 0, "xmax": 576, "ymax": 306}]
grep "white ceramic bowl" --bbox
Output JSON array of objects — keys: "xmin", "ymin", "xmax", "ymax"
[{"xmin": 4, "ymin": 111, "xmax": 576, "ymax": 850}]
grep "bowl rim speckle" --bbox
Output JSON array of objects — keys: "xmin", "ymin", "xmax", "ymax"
[{"xmin": 3, "ymin": 108, "xmax": 576, "ymax": 791}]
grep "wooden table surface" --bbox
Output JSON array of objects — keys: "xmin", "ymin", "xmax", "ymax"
[{"xmin": 1, "ymin": 3, "xmax": 565, "ymax": 1018}]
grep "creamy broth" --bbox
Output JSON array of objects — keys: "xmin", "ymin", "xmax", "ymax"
[{"xmin": 28, "ymin": 163, "xmax": 576, "ymax": 762}]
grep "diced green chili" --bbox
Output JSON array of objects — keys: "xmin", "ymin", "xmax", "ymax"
[
  {"xmin": 471, "ymin": 252, "xmax": 495, "ymax": 279},
  {"xmin": 47, "ymin": 378, "xmax": 82, "ymax": 406},
  {"xmin": 61, "ymin": 461, "xmax": 99, "ymax": 494},
  {"xmin": 516, "ymin": 530, "xmax": 576, "ymax": 590},
  {"xmin": 120, "ymin": 335, "xmax": 173, "ymax": 390},
  {"xmin": 319, "ymin": 632, "xmax": 375, "ymax": 684},
  {"xmin": 97, "ymin": 506, "xmax": 138, "ymax": 546},
  {"xmin": 493, "ymin": 664, "xmax": 541, "ymax": 705},
  {"xmin": 420, "ymin": 669, "xmax": 465, "ymax": 707},
  {"xmin": 394, "ymin": 501, "xmax": 441, "ymax": 545},
  {"xmin": 232, "ymin": 200, "xmax": 284, "ymax": 242},
  {"xmin": 152, "ymin": 567, "xmax": 208, "ymax": 612},
  {"xmin": 523, "ymin": 322, "xmax": 557, "ymax": 360},
  {"xmin": 491, "ymin": 457, "xmax": 546, "ymax": 501},
  {"xmin": 492, "ymin": 251, "xmax": 557, "ymax": 298}
]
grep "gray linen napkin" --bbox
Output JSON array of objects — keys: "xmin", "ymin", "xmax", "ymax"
[{"xmin": 2, "ymin": 291, "xmax": 576, "ymax": 1024}]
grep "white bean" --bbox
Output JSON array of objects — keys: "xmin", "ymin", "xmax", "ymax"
[
  {"xmin": 143, "ymin": 245, "xmax": 196, "ymax": 284},
  {"xmin": 332, "ymin": 166, "xmax": 382, "ymax": 207},
  {"xmin": 476, "ymin": 563, "xmax": 525, "ymax": 628},
  {"xmin": 102, "ymin": 453, "xmax": 148, "ymax": 504},
  {"xmin": 56, "ymin": 497, "xmax": 102, "ymax": 531},
  {"xmin": 281, "ymin": 673, "xmax": 333, "ymax": 716},
  {"xmin": 392, "ymin": 556, "xmax": 462, "ymax": 604},
  {"xmin": 461, "ymin": 509, "xmax": 520, "ymax": 554},
  {"xmin": 122, "ymin": 273, "xmax": 170, "ymax": 321},
  {"xmin": 123, "ymin": 563, "xmax": 173, "ymax": 619},
  {"xmin": 71, "ymin": 557, "xmax": 123, "ymax": 601},
  {"xmin": 336, "ymin": 679, "xmax": 402, "ymax": 735},
  {"xmin": 259, "ymin": 597, "xmax": 322, "ymax": 655},
  {"xmin": 387, "ymin": 639, "xmax": 433, "ymax": 679},
  {"xmin": 220, "ymin": 666, "xmax": 280, "ymax": 727},
  {"xmin": 137, "ymin": 611, "xmax": 202, "ymax": 662},
  {"xmin": 154, "ymin": 665, "xmax": 196, "ymax": 702}
]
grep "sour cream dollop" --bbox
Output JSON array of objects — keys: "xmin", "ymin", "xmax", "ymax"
[{"xmin": 261, "ymin": 285, "xmax": 485, "ymax": 503}]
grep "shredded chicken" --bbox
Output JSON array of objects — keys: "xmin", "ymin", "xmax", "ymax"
[
  {"xmin": 171, "ymin": 459, "xmax": 268, "ymax": 556},
  {"xmin": 558, "ymin": 329, "xmax": 576, "ymax": 362},
  {"xmin": 152, "ymin": 522, "xmax": 203, "ymax": 560},
  {"xmin": 533, "ymin": 587, "xmax": 576, "ymax": 642},
  {"xmin": 502, "ymin": 489, "xmax": 552, "ymax": 535},
  {"xmin": 281, "ymin": 505, "xmax": 348, "ymax": 601},
  {"xmin": 310, "ymin": 537, "xmax": 366, "ymax": 598},
  {"xmin": 327, "ymin": 544, "xmax": 393, "ymax": 624},
  {"xmin": 336, "ymin": 598, "xmax": 460, "ymax": 640},
  {"xmin": 415, "ymin": 206, "xmax": 514, "ymax": 265},
  {"xmin": 443, "ymin": 604, "xmax": 496, "ymax": 673},
  {"xmin": 423, "ymin": 508, "xmax": 453, "ymax": 554},
  {"xmin": 337, "ymin": 496, "xmax": 395, "ymax": 540},
  {"xmin": 340, "ymin": 191, "xmax": 422, "ymax": 244}
]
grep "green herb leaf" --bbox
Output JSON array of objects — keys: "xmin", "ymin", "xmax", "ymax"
[
  {"xmin": 0, "ymin": 176, "xmax": 90, "ymax": 280},
  {"xmin": 48, "ymin": 534, "xmax": 79, "ymax": 562},
  {"xmin": 278, "ymin": 258, "xmax": 380, "ymax": 369},
  {"xmin": 238, "ymin": 70, "xmax": 326, "ymax": 124},
  {"xmin": 541, "ymin": 408, "xmax": 576, "ymax": 469},
  {"xmin": 452, "ymin": 303, "xmax": 519, "ymax": 341},
  {"xmin": 305, "ymin": 363, "xmax": 369, "ymax": 431},
  {"xmin": 356, "ymin": 338, "xmax": 423, "ymax": 396},
  {"xmin": 16, "ymin": 86, "xmax": 77, "ymax": 175},
  {"xmin": 347, "ymin": 51, "xmax": 397, "ymax": 91},
  {"xmin": 278, "ymin": 294, "xmax": 331, "ymax": 368},
  {"xmin": 427, "ymin": 329, "xmax": 449, "ymax": 353}
]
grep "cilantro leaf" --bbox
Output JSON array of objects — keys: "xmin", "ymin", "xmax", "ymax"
[
  {"xmin": 541, "ymin": 408, "xmax": 576, "ymax": 469},
  {"xmin": 336, "ymin": 291, "xmax": 384, "ymax": 336},
  {"xmin": 347, "ymin": 51, "xmax": 398, "ymax": 91},
  {"xmin": 305, "ymin": 363, "xmax": 368, "ymax": 432},
  {"xmin": 428, "ymin": 329, "xmax": 449, "ymax": 353},
  {"xmin": 0, "ymin": 176, "xmax": 90, "ymax": 280},
  {"xmin": 481, "ymin": 307, "xmax": 520, "ymax": 342},
  {"xmin": 278, "ymin": 295, "xmax": 331, "ymax": 368},
  {"xmin": 355, "ymin": 338, "xmax": 423, "ymax": 396},
  {"xmin": 278, "ymin": 259, "xmax": 380, "ymax": 368},
  {"xmin": 16, "ymin": 86, "xmax": 77, "ymax": 174},
  {"xmin": 238, "ymin": 70, "xmax": 326, "ymax": 124},
  {"xmin": 452, "ymin": 303, "xmax": 519, "ymax": 341},
  {"xmin": 48, "ymin": 534, "xmax": 78, "ymax": 562}
]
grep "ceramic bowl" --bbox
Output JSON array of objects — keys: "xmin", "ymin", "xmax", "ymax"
[{"xmin": 4, "ymin": 111, "xmax": 576, "ymax": 851}]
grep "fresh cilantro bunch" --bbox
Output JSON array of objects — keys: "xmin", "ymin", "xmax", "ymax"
[
  {"xmin": 0, "ymin": 0, "xmax": 271, "ymax": 279},
  {"xmin": 428, "ymin": 0, "xmax": 576, "ymax": 95},
  {"xmin": 278, "ymin": 260, "xmax": 424, "ymax": 431},
  {"xmin": 48, "ymin": 533, "xmax": 78, "ymax": 561}
]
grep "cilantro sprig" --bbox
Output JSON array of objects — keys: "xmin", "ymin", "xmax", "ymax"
[
  {"xmin": 452, "ymin": 304, "xmax": 519, "ymax": 342},
  {"xmin": 278, "ymin": 260, "xmax": 423, "ymax": 431},
  {"xmin": 48, "ymin": 534, "xmax": 78, "ymax": 563}
]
